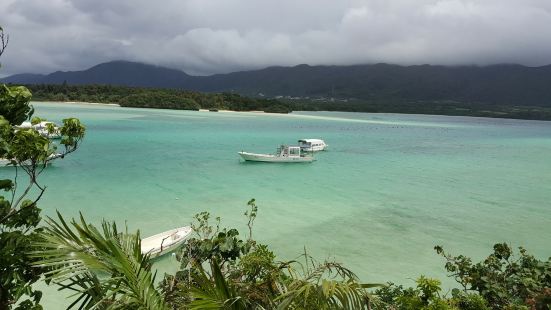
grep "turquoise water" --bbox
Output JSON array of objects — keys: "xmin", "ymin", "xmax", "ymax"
[{"xmin": 5, "ymin": 102, "xmax": 551, "ymax": 307}]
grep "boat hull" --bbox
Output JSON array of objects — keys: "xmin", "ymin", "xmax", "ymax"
[
  {"xmin": 141, "ymin": 226, "xmax": 192, "ymax": 258},
  {"xmin": 238, "ymin": 151, "xmax": 314, "ymax": 163}
]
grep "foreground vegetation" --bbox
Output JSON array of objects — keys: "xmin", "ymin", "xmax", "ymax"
[
  {"xmin": 30, "ymin": 206, "xmax": 551, "ymax": 310},
  {"xmin": 0, "ymin": 86, "xmax": 85, "ymax": 308},
  {"xmin": 24, "ymin": 84, "xmax": 292, "ymax": 113}
]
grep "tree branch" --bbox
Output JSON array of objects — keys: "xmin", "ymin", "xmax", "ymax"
[
  {"xmin": 10, "ymin": 164, "xmax": 19, "ymax": 206},
  {"xmin": 0, "ymin": 27, "xmax": 8, "ymax": 58}
]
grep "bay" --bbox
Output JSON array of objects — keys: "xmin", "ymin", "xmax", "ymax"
[{"xmin": 8, "ymin": 102, "xmax": 551, "ymax": 307}]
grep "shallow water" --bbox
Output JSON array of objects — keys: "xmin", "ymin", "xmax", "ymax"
[{"xmin": 5, "ymin": 102, "xmax": 551, "ymax": 307}]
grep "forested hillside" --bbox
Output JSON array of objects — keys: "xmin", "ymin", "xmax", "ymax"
[
  {"xmin": 26, "ymin": 84, "xmax": 291, "ymax": 113},
  {"xmin": 6, "ymin": 61, "xmax": 551, "ymax": 119},
  {"xmin": 4, "ymin": 61, "xmax": 551, "ymax": 108},
  {"xmin": 23, "ymin": 83, "xmax": 551, "ymax": 119}
]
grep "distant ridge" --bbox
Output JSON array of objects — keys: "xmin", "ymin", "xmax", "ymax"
[
  {"xmin": 3, "ymin": 61, "xmax": 191, "ymax": 88},
  {"xmin": 3, "ymin": 61, "xmax": 551, "ymax": 107},
  {"xmin": 3, "ymin": 73, "xmax": 46, "ymax": 84}
]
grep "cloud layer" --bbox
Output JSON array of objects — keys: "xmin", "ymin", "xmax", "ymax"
[{"xmin": 1, "ymin": 0, "xmax": 551, "ymax": 75}]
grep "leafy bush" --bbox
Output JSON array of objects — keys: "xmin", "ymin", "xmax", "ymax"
[
  {"xmin": 435, "ymin": 244, "xmax": 551, "ymax": 309},
  {"xmin": 373, "ymin": 277, "xmax": 489, "ymax": 310},
  {"xmin": 0, "ymin": 84, "xmax": 85, "ymax": 309},
  {"xmin": 160, "ymin": 199, "xmax": 379, "ymax": 309}
]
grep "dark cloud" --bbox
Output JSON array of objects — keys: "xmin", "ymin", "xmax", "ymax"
[{"xmin": 1, "ymin": 0, "xmax": 551, "ymax": 76}]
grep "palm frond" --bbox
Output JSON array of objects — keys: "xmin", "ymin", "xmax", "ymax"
[
  {"xmin": 275, "ymin": 260, "xmax": 383, "ymax": 309},
  {"xmin": 188, "ymin": 259, "xmax": 248, "ymax": 310},
  {"xmin": 31, "ymin": 211, "xmax": 167, "ymax": 310}
]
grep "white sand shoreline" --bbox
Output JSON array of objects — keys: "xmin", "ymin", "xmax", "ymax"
[
  {"xmin": 32, "ymin": 101, "xmax": 277, "ymax": 114},
  {"xmin": 33, "ymin": 100, "xmax": 120, "ymax": 107},
  {"xmin": 198, "ymin": 108, "xmax": 265, "ymax": 114},
  {"xmin": 32, "ymin": 101, "xmax": 274, "ymax": 114},
  {"xmin": 32, "ymin": 101, "xmax": 309, "ymax": 121}
]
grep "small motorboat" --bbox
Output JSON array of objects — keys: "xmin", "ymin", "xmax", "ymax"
[
  {"xmin": 140, "ymin": 226, "xmax": 193, "ymax": 258},
  {"xmin": 238, "ymin": 145, "xmax": 315, "ymax": 163},
  {"xmin": 0, "ymin": 158, "xmax": 14, "ymax": 166},
  {"xmin": 0, "ymin": 153, "xmax": 64, "ymax": 167},
  {"xmin": 298, "ymin": 139, "xmax": 328, "ymax": 152},
  {"xmin": 17, "ymin": 121, "xmax": 61, "ymax": 139}
]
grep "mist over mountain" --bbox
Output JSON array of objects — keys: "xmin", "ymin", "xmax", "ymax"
[{"xmin": 3, "ymin": 60, "xmax": 551, "ymax": 107}]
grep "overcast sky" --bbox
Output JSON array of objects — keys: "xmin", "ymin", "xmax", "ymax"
[{"xmin": 1, "ymin": 0, "xmax": 551, "ymax": 76}]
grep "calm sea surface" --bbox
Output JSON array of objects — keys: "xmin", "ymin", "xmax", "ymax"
[{"xmin": 8, "ymin": 102, "xmax": 551, "ymax": 307}]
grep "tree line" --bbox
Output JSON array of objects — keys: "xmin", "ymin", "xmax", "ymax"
[
  {"xmin": 23, "ymin": 83, "xmax": 551, "ymax": 120},
  {"xmin": 288, "ymin": 99, "xmax": 551, "ymax": 121},
  {"xmin": 24, "ymin": 83, "xmax": 292, "ymax": 113}
]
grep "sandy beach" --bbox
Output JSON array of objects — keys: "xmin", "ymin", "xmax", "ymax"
[
  {"xmin": 33, "ymin": 102, "xmax": 273, "ymax": 113},
  {"xmin": 60, "ymin": 101, "xmax": 120, "ymax": 106}
]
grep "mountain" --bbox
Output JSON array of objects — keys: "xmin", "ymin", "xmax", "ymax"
[
  {"xmin": 2, "ymin": 73, "xmax": 46, "ymax": 84},
  {"xmin": 195, "ymin": 63, "xmax": 551, "ymax": 107},
  {"xmin": 2, "ymin": 61, "xmax": 191, "ymax": 88},
  {"xmin": 3, "ymin": 61, "xmax": 551, "ymax": 107}
]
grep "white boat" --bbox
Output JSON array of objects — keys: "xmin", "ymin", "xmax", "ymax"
[
  {"xmin": 0, "ymin": 158, "xmax": 14, "ymax": 166},
  {"xmin": 17, "ymin": 121, "xmax": 61, "ymax": 139},
  {"xmin": 16, "ymin": 121, "xmax": 33, "ymax": 129},
  {"xmin": 238, "ymin": 145, "xmax": 315, "ymax": 163},
  {"xmin": 140, "ymin": 226, "xmax": 193, "ymax": 258},
  {"xmin": 0, "ymin": 153, "xmax": 64, "ymax": 167},
  {"xmin": 298, "ymin": 139, "xmax": 328, "ymax": 152}
]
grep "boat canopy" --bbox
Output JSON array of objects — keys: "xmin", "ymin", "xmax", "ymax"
[
  {"xmin": 17, "ymin": 121, "xmax": 58, "ymax": 129},
  {"xmin": 298, "ymin": 139, "xmax": 325, "ymax": 144}
]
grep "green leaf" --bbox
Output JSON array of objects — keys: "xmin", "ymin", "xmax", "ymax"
[{"xmin": 0, "ymin": 179, "xmax": 13, "ymax": 191}]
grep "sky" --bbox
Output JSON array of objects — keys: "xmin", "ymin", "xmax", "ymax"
[{"xmin": 1, "ymin": 0, "xmax": 551, "ymax": 76}]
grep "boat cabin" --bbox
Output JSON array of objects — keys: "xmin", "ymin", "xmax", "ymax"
[
  {"xmin": 278, "ymin": 145, "xmax": 303, "ymax": 157},
  {"xmin": 298, "ymin": 139, "xmax": 327, "ymax": 151}
]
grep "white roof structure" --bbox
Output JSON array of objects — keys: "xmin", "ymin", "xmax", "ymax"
[{"xmin": 298, "ymin": 139, "xmax": 325, "ymax": 143}]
